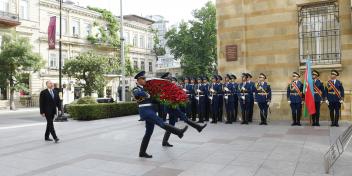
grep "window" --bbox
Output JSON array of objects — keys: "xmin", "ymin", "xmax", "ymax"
[
  {"xmin": 49, "ymin": 52, "xmax": 57, "ymax": 68},
  {"xmin": 298, "ymin": 2, "xmax": 340, "ymax": 65},
  {"xmin": 0, "ymin": 0, "xmax": 9, "ymax": 12},
  {"xmin": 132, "ymin": 33, "xmax": 138, "ymax": 47},
  {"xmin": 139, "ymin": 35, "xmax": 145, "ymax": 48},
  {"xmin": 56, "ymin": 17, "xmax": 67, "ymax": 36},
  {"xmin": 148, "ymin": 62, "xmax": 153, "ymax": 72},
  {"xmin": 20, "ymin": 0, "xmax": 29, "ymax": 20},
  {"xmin": 72, "ymin": 19, "xmax": 80, "ymax": 37},
  {"xmin": 140, "ymin": 60, "xmax": 145, "ymax": 71},
  {"xmin": 49, "ymin": 51, "xmax": 67, "ymax": 69},
  {"xmin": 147, "ymin": 36, "xmax": 153, "ymax": 49},
  {"xmin": 82, "ymin": 22, "xmax": 92, "ymax": 37},
  {"xmin": 133, "ymin": 59, "xmax": 138, "ymax": 69}
]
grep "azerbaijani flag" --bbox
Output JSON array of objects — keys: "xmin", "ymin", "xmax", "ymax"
[{"xmin": 303, "ymin": 57, "xmax": 316, "ymax": 117}]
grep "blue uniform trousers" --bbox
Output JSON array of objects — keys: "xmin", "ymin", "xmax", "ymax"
[
  {"xmin": 290, "ymin": 103, "xmax": 302, "ymax": 124},
  {"xmin": 258, "ymin": 102, "xmax": 269, "ymax": 123},
  {"xmin": 205, "ymin": 97, "xmax": 210, "ymax": 121},
  {"xmin": 218, "ymin": 95, "xmax": 224, "ymax": 122},
  {"xmin": 211, "ymin": 95, "xmax": 219, "ymax": 123},
  {"xmin": 312, "ymin": 102, "xmax": 321, "ymax": 125},
  {"xmin": 239, "ymin": 100, "xmax": 250, "ymax": 124},
  {"xmin": 329, "ymin": 102, "xmax": 341, "ymax": 125},
  {"xmin": 248, "ymin": 99, "xmax": 254, "ymax": 122},
  {"xmin": 232, "ymin": 97, "xmax": 238, "ymax": 122},
  {"xmin": 196, "ymin": 96, "xmax": 206, "ymax": 122},
  {"xmin": 224, "ymin": 95, "xmax": 235, "ymax": 123},
  {"xmin": 139, "ymin": 106, "xmax": 165, "ymax": 140}
]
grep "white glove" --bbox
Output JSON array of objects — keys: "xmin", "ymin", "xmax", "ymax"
[
  {"xmin": 288, "ymin": 101, "xmax": 291, "ymax": 104},
  {"xmin": 195, "ymin": 97, "xmax": 199, "ymax": 101},
  {"xmin": 340, "ymin": 100, "xmax": 344, "ymax": 104},
  {"xmin": 241, "ymin": 96, "xmax": 245, "ymax": 100},
  {"xmin": 325, "ymin": 100, "xmax": 329, "ymax": 105},
  {"xmin": 197, "ymin": 89, "xmax": 201, "ymax": 93},
  {"xmin": 267, "ymin": 102, "xmax": 271, "ymax": 106},
  {"xmin": 301, "ymin": 102, "xmax": 304, "ymax": 105},
  {"xmin": 254, "ymin": 102, "xmax": 258, "ymax": 105},
  {"xmin": 320, "ymin": 101, "xmax": 324, "ymax": 104}
]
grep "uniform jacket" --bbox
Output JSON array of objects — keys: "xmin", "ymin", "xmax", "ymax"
[
  {"xmin": 325, "ymin": 79, "xmax": 344, "ymax": 103},
  {"xmin": 287, "ymin": 80, "xmax": 304, "ymax": 103},
  {"xmin": 255, "ymin": 82, "xmax": 272, "ymax": 103}
]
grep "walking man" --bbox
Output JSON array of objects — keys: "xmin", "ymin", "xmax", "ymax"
[{"xmin": 39, "ymin": 80, "xmax": 61, "ymax": 143}]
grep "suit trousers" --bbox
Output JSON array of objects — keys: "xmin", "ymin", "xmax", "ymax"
[{"xmin": 45, "ymin": 114, "xmax": 58, "ymax": 139}]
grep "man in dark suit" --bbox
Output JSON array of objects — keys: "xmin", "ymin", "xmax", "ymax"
[{"xmin": 40, "ymin": 80, "xmax": 61, "ymax": 143}]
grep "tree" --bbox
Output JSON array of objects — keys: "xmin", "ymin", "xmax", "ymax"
[
  {"xmin": 165, "ymin": 1, "xmax": 216, "ymax": 77},
  {"xmin": 63, "ymin": 52, "xmax": 111, "ymax": 96},
  {"xmin": 151, "ymin": 29, "xmax": 166, "ymax": 59},
  {"xmin": 0, "ymin": 33, "xmax": 43, "ymax": 110}
]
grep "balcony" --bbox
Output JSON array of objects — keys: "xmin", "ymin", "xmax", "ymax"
[{"xmin": 0, "ymin": 11, "xmax": 20, "ymax": 27}]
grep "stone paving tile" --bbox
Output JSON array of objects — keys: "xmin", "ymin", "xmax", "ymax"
[{"xmin": 0, "ymin": 115, "xmax": 351, "ymax": 176}]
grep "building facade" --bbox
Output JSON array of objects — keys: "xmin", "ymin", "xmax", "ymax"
[
  {"xmin": 146, "ymin": 15, "xmax": 182, "ymax": 77},
  {"xmin": 0, "ymin": 0, "xmax": 156, "ymax": 108},
  {"xmin": 216, "ymin": 0, "xmax": 352, "ymax": 121}
]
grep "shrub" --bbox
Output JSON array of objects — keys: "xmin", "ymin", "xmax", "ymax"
[
  {"xmin": 76, "ymin": 96, "xmax": 97, "ymax": 104},
  {"xmin": 68, "ymin": 102, "xmax": 138, "ymax": 121}
]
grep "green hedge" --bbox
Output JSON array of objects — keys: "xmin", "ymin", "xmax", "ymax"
[{"xmin": 68, "ymin": 102, "xmax": 138, "ymax": 121}]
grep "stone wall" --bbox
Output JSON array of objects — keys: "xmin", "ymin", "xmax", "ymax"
[{"xmin": 216, "ymin": 0, "xmax": 352, "ymax": 120}]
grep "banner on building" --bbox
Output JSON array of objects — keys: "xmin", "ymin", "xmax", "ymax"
[{"xmin": 48, "ymin": 16, "xmax": 56, "ymax": 49}]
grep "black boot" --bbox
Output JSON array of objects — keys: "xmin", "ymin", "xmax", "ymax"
[
  {"xmin": 163, "ymin": 124, "xmax": 188, "ymax": 138},
  {"xmin": 162, "ymin": 132, "xmax": 173, "ymax": 147},
  {"xmin": 186, "ymin": 119, "xmax": 207, "ymax": 132},
  {"xmin": 139, "ymin": 137, "xmax": 152, "ymax": 158}
]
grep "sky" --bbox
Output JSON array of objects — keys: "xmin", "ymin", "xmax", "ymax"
[{"xmin": 76, "ymin": 0, "xmax": 215, "ymax": 25}]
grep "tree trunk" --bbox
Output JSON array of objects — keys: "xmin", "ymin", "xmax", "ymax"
[{"xmin": 9, "ymin": 81, "xmax": 15, "ymax": 110}]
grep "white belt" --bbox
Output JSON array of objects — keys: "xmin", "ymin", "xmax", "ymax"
[{"xmin": 139, "ymin": 104, "xmax": 152, "ymax": 107}]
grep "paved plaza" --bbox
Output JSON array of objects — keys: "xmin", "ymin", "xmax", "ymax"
[{"xmin": 0, "ymin": 110, "xmax": 352, "ymax": 176}]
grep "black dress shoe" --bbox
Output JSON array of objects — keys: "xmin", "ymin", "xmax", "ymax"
[
  {"xmin": 162, "ymin": 142, "xmax": 173, "ymax": 147},
  {"xmin": 225, "ymin": 121, "xmax": 232, "ymax": 124},
  {"xmin": 297, "ymin": 123, "xmax": 302, "ymax": 126},
  {"xmin": 45, "ymin": 139, "xmax": 53, "ymax": 141},
  {"xmin": 54, "ymin": 138, "xmax": 60, "ymax": 143},
  {"xmin": 335, "ymin": 124, "xmax": 339, "ymax": 127},
  {"xmin": 316, "ymin": 123, "xmax": 320, "ymax": 126},
  {"xmin": 263, "ymin": 123, "xmax": 268, "ymax": 125},
  {"xmin": 210, "ymin": 121, "xmax": 217, "ymax": 124},
  {"xmin": 139, "ymin": 153, "xmax": 153, "ymax": 158},
  {"xmin": 291, "ymin": 123, "xmax": 296, "ymax": 126}
]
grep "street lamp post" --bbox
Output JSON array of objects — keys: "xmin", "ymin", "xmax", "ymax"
[
  {"xmin": 57, "ymin": 0, "xmax": 73, "ymax": 121},
  {"xmin": 120, "ymin": 0, "xmax": 126, "ymax": 102}
]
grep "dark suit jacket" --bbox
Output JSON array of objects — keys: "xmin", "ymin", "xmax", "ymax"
[{"xmin": 40, "ymin": 89, "xmax": 61, "ymax": 116}]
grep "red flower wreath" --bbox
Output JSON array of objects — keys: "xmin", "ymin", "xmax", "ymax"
[{"xmin": 145, "ymin": 79, "xmax": 188, "ymax": 109}]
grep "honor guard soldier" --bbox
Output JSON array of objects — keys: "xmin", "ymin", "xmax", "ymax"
[
  {"xmin": 132, "ymin": 71, "xmax": 188, "ymax": 158},
  {"xmin": 217, "ymin": 75, "xmax": 224, "ymax": 122},
  {"xmin": 202, "ymin": 76, "xmax": 210, "ymax": 122},
  {"xmin": 210, "ymin": 75, "xmax": 220, "ymax": 123},
  {"xmin": 238, "ymin": 73, "xmax": 251, "ymax": 124},
  {"xmin": 255, "ymin": 73, "xmax": 271, "ymax": 125},
  {"xmin": 325, "ymin": 70, "xmax": 344, "ymax": 127},
  {"xmin": 246, "ymin": 73, "xmax": 255, "ymax": 123},
  {"xmin": 190, "ymin": 77, "xmax": 197, "ymax": 121},
  {"xmin": 224, "ymin": 74, "xmax": 235, "ymax": 124},
  {"xmin": 183, "ymin": 77, "xmax": 192, "ymax": 118},
  {"xmin": 312, "ymin": 70, "xmax": 324, "ymax": 126},
  {"xmin": 231, "ymin": 74, "xmax": 239, "ymax": 122},
  {"xmin": 195, "ymin": 77, "xmax": 206, "ymax": 123},
  {"xmin": 287, "ymin": 72, "xmax": 304, "ymax": 126}
]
